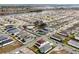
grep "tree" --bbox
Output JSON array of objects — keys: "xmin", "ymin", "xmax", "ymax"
[
  {"xmin": 22, "ymin": 25, "xmax": 27, "ymax": 30},
  {"xmin": 34, "ymin": 20, "xmax": 47, "ymax": 29}
]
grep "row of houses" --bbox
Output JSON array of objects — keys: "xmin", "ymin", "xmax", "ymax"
[{"xmin": 0, "ymin": 6, "xmax": 43, "ymax": 15}]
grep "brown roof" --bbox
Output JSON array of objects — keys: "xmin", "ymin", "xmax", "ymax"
[{"xmin": 37, "ymin": 39, "xmax": 45, "ymax": 44}]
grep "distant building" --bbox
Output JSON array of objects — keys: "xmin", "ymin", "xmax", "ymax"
[
  {"xmin": 0, "ymin": 6, "xmax": 43, "ymax": 15},
  {"xmin": 0, "ymin": 6, "xmax": 29, "ymax": 15}
]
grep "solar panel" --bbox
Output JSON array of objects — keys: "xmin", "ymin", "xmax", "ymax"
[
  {"xmin": 2, "ymin": 39, "xmax": 12, "ymax": 44},
  {"xmin": 0, "ymin": 36, "xmax": 8, "ymax": 41},
  {"xmin": 0, "ymin": 35, "xmax": 13, "ymax": 46},
  {"xmin": 7, "ymin": 28, "xmax": 19, "ymax": 34},
  {"xmin": 68, "ymin": 40, "xmax": 79, "ymax": 48}
]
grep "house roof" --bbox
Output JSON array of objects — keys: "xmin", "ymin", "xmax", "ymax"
[
  {"xmin": 37, "ymin": 39, "xmax": 45, "ymax": 44},
  {"xmin": 68, "ymin": 40, "xmax": 79, "ymax": 48},
  {"xmin": 0, "ymin": 34, "xmax": 13, "ymax": 46}
]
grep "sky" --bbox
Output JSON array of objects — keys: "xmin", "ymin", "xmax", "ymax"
[{"xmin": 0, "ymin": 0, "xmax": 79, "ymax": 4}]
